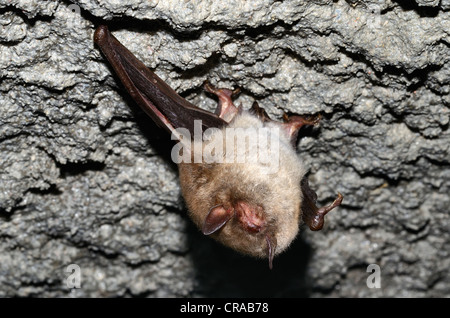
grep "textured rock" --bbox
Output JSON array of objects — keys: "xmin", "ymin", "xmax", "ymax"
[{"xmin": 0, "ymin": 0, "xmax": 449, "ymax": 297}]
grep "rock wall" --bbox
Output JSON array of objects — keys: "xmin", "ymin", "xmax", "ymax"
[{"xmin": 0, "ymin": 0, "xmax": 448, "ymax": 297}]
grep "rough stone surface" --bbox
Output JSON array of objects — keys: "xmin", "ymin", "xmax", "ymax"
[{"xmin": 0, "ymin": 0, "xmax": 449, "ymax": 297}]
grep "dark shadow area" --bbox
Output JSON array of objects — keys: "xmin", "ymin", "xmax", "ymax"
[
  {"xmin": 392, "ymin": 0, "xmax": 441, "ymax": 17},
  {"xmin": 0, "ymin": 5, "xmax": 55, "ymax": 30},
  {"xmin": 57, "ymin": 161, "xmax": 106, "ymax": 178},
  {"xmin": 0, "ymin": 207, "xmax": 14, "ymax": 221},
  {"xmin": 0, "ymin": 199, "xmax": 33, "ymax": 221},
  {"xmin": 27, "ymin": 183, "xmax": 63, "ymax": 196},
  {"xmin": 188, "ymin": 220, "xmax": 313, "ymax": 297},
  {"xmin": 337, "ymin": 45, "xmax": 443, "ymax": 93}
]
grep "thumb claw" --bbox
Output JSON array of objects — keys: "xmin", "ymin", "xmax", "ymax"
[{"xmin": 265, "ymin": 234, "xmax": 277, "ymax": 270}]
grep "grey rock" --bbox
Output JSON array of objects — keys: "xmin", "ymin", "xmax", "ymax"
[{"xmin": 0, "ymin": 0, "xmax": 449, "ymax": 297}]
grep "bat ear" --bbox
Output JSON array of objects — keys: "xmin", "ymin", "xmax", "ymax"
[{"xmin": 202, "ymin": 205, "xmax": 235, "ymax": 235}]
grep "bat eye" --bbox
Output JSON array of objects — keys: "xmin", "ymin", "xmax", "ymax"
[{"xmin": 202, "ymin": 205, "xmax": 235, "ymax": 235}]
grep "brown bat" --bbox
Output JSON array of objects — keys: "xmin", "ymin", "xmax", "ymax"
[{"xmin": 94, "ymin": 25, "xmax": 343, "ymax": 269}]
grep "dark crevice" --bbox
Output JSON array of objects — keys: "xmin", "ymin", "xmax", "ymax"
[
  {"xmin": 309, "ymin": 280, "xmax": 340, "ymax": 295},
  {"xmin": 1, "ymin": 75, "xmax": 78, "ymax": 97},
  {"xmin": 20, "ymin": 278, "xmax": 61, "ymax": 290},
  {"xmin": 391, "ymin": 0, "xmax": 441, "ymax": 17},
  {"xmin": 27, "ymin": 184, "xmax": 62, "ymax": 196},
  {"xmin": 0, "ymin": 5, "xmax": 55, "ymax": 28},
  {"xmin": 88, "ymin": 245, "xmax": 120, "ymax": 260},
  {"xmin": 346, "ymin": 262, "xmax": 371, "ymax": 271},
  {"xmin": 352, "ymin": 167, "xmax": 403, "ymax": 187},
  {"xmin": 337, "ymin": 46, "xmax": 443, "ymax": 92},
  {"xmin": 383, "ymin": 64, "xmax": 443, "ymax": 93},
  {"xmin": 0, "ymin": 199, "xmax": 31, "ymax": 220},
  {"xmin": 0, "ymin": 208, "xmax": 13, "ymax": 221},
  {"xmin": 346, "ymin": 0, "xmax": 442, "ymax": 16},
  {"xmin": 380, "ymin": 6, "xmax": 397, "ymax": 15},
  {"xmin": 57, "ymin": 160, "xmax": 106, "ymax": 178},
  {"xmin": 0, "ymin": 38, "xmax": 25, "ymax": 46},
  {"xmin": 124, "ymin": 288, "xmax": 155, "ymax": 298},
  {"xmin": 176, "ymin": 53, "xmax": 222, "ymax": 81},
  {"xmin": 81, "ymin": 0, "xmax": 321, "ymax": 46},
  {"xmin": 124, "ymin": 258, "xmax": 162, "ymax": 269},
  {"xmin": 330, "ymin": 106, "xmax": 378, "ymax": 127},
  {"xmin": 87, "ymin": 12, "xmax": 195, "ymax": 41},
  {"xmin": 0, "ymin": 131, "xmax": 32, "ymax": 144},
  {"xmin": 401, "ymin": 218, "xmax": 430, "ymax": 235},
  {"xmin": 423, "ymin": 155, "xmax": 450, "ymax": 167},
  {"xmin": 284, "ymin": 47, "xmax": 339, "ymax": 72},
  {"xmin": 437, "ymin": 39, "xmax": 450, "ymax": 49}
]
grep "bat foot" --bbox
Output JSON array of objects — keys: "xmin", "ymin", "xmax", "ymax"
[
  {"xmin": 249, "ymin": 101, "xmax": 272, "ymax": 122},
  {"xmin": 282, "ymin": 113, "xmax": 321, "ymax": 144},
  {"xmin": 282, "ymin": 113, "xmax": 321, "ymax": 126},
  {"xmin": 204, "ymin": 81, "xmax": 239, "ymax": 122},
  {"xmin": 308, "ymin": 192, "xmax": 343, "ymax": 231}
]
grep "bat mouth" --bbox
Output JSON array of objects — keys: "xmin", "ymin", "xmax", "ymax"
[
  {"xmin": 234, "ymin": 202, "xmax": 277, "ymax": 269},
  {"xmin": 233, "ymin": 201, "xmax": 277, "ymax": 269}
]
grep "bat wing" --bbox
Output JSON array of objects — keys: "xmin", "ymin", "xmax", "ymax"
[{"xmin": 94, "ymin": 25, "xmax": 226, "ymax": 137}]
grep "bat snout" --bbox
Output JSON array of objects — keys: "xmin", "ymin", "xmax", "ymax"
[{"xmin": 235, "ymin": 201, "xmax": 266, "ymax": 234}]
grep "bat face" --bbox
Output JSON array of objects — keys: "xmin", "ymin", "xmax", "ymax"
[{"xmin": 94, "ymin": 25, "xmax": 343, "ymax": 269}]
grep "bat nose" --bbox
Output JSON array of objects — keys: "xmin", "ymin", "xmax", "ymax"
[{"xmin": 235, "ymin": 201, "xmax": 266, "ymax": 233}]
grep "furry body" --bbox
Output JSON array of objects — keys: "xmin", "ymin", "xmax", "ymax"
[{"xmin": 179, "ymin": 111, "xmax": 306, "ymax": 258}]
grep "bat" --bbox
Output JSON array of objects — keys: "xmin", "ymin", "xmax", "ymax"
[{"xmin": 94, "ymin": 25, "xmax": 343, "ymax": 269}]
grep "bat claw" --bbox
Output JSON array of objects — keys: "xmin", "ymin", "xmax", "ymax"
[
  {"xmin": 282, "ymin": 113, "xmax": 322, "ymax": 146},
  {"xmin": 204, "ymin": 81, "xmax": 240, "ymax": 98},
  {"xmin": 309, "ymin": 192, "xmax": 343, "ymax": 231},
  {"xmin": 249, "ymin": 101, "xmax": 272, "ymax": 122},
  {"xmin": 265, "ymin": 234, "xmax": 277, "ymax": 270},
  {"xmin": 204, "ymin": 81, "xmax": 239, "ymax": 122}
]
